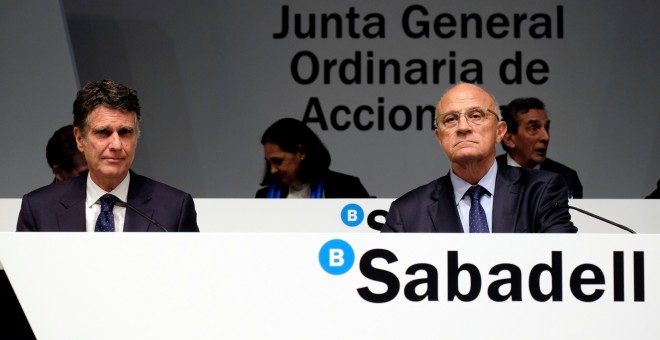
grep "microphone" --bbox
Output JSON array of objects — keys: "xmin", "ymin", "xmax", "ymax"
[
  {"xmin": 552, "ymin": 202, "xmax": 636, "ymax": 234},
  {"xmin": 101, "ymin": 194, "xmax": 169, "ymax": 232}
]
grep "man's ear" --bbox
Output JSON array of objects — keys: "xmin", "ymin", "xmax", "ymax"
[
  {"xmin": 73, "ymin": 126, "xmax": 84, "ymax": 152},
  {"xmin": 495, "ymin": 121, "xmax": 507, "ymax": 143},
  {"xmin": 434, "ymin": 128, "xmax": 443, "ymax": 143},
  {"xmin": 502, "ymin": 131, "xmax": 516, "ymax": 149}
]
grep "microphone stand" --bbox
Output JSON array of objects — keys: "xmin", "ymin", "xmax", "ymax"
[{"xmin": 554, "ymin": 203, "xmax": 636, "ymax": 234}]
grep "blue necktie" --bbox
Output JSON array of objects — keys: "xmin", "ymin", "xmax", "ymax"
[
  {"xmin": 95, "ymin": 194, "xmax": 117, "ymax": 232},
  {"xmin": 467, "ymin": 185, "xmax": 489, "ymax": 233}
]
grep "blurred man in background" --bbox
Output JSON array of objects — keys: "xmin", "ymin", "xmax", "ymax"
[{"xmin": 497, "ymin": 97, "xmax": 583, "ymax": 198}]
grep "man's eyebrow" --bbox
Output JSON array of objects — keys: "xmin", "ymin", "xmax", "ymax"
[{"xmin": 442, "ymin": 106, "xmax": 484, "ymax": 115}]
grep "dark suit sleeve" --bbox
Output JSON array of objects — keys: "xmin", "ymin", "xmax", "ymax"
[
  {"xmin": 177, "ymin": 194, "xmax": 199, "ymax": 232},
  {"xmin": 255, "ymin": 187, "xmax": 266, "ymax": 198},
  {"xmin": 16, "ymin": 195, "xmax": 37, "ymax": 232},
  {"xmin": 380, "ymin": 201, "xmax": 402, "ymax": 232},
  {"xmin": 322, "ymin": 171, "xmax": 370, "ymax": 198},
  {"xmin": 570, "ymin": 170, "xmax": 583, "ymax": 199},
  {"xmin": 541, "ymin": 158, "xmax": 583, "ymax": 199},
  {"xmin": 647, "ymin": 179, "xmax": 660, "ymax": 198},
  {"xmin": 537, "ymin": 174, "xmax": 577, "ymax": 233}
]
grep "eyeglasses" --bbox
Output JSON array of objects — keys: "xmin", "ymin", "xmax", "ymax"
[{"xmin": 435, "ymin": 108, "xmax": 500, "ymax": 129}]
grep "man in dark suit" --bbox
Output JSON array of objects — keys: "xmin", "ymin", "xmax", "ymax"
[
  {"xmin": 497, "ymin": 97, "xmax": 583, "ymax": 198},
  {"xmin": 17, "ymin": 79, "xmax": 198, "ymax": 232},
  {"xmin": 381, "ymin": 83, "xmax": 576, "ymax": 233}
]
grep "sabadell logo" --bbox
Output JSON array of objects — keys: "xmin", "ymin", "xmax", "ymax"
[{"xmin": 318, "ymin": 239, "xmax": 646, "ymax": 304}]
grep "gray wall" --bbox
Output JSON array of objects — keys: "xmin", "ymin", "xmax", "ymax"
[
  {"xmin": 2, "ymin": 0, "xmax": 659, "ymax": 198},
  {"xmin": 1, "ymin": 1, "xmax": 79, "ymax": 197}
]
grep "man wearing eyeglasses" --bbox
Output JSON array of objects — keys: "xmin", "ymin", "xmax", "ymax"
[
  {"xmin": 381, "ymin": 83, "xmax": 577, "ymax": 233},
  {"xmin": 497, "ymin": 97, "xmax": 583, "ymax": 198}
]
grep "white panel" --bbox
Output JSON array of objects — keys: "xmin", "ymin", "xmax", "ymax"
[{"xmin": 0, "ymin": 233, "xmax": 657, "ymax": 339}]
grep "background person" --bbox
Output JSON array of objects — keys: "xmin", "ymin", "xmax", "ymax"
[
  {"xmin": 256, "ymin": 118, "xmax": 370, "ymax": 198},
  {"xmin": 497, "ymin": 97, "xmax": 583, "ymax": 198},
  {"xmin": 381, "ymin": 83, "xmax": 576, "ymax": 233},
  {"xmin": 46, "ymin": 124, "xmax": 88, "ymax": 183},
  {"xmin": 17, "ymin": 79, "xmax": 199, "ymax": 232}
]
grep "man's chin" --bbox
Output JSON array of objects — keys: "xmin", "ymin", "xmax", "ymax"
[
  {"xmin": 92, "ymin": 168, "xmax": 129, "ymax": 179},
  {"xmin": 450, "ymin": 151, "xmax": 486, "ymax": 164},
  {"xmin": 532, "ymin": 155, "xmax": 547, "ymax": 164}
]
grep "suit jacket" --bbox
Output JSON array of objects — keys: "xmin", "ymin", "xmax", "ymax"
[
  {"xmin": 17, "ymin": 170, "xmax": 199, "ymax": 232},
  {"xmin": 255, "ymin": 170, "xmax": 370, "ymax": 198},
  {"xmin": 381, "ymin": 164, "xmax": 577, "ymax": 233},
  {"xmin": 496, "ymin": 154, "xmax": 583, "ymax": 198}
]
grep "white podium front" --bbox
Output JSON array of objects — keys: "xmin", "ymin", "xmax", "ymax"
[{"xmin": 0, "ymin": 233, "xmax": 657, "ymax": 339}]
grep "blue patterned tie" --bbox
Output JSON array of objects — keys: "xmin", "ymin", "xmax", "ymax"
[
  {"xmin": 95, "ymin": 194, "xmax": 117, "ymax": 232},
  {"xmin": 467, "ymin": 185, "xmax": 489, "ymax": 233}
]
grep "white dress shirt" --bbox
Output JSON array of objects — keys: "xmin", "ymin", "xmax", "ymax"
[
  {"xmin": 84, "ymin": 172, "xmax": 130, "ymax": 232},
  {"xmin": 450, "ymin": 162, "xmax": 498, "ymax": 233},
  {"xmin": 506, "ymin": 153, "xmax": 540, "ymax": 169}
]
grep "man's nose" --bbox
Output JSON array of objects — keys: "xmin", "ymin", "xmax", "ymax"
[
  {"xmin": 108, "ymin": 133, "xmax": 122, "ymax": 149},
  {"xmin": 456, "ymin": 114, "xmax": 472, "ymax": 131},
  {"xmin": 270, "ymin": 164, "xmax": 278, "ymax": 174}
]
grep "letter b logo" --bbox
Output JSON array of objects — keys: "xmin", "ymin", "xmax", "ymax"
[
  {"xmin": 329, "ymin": 249, "xmax": 345, "ymax": 266},
  {"xmin": 341, "ymin": 204, "xmax": 364, "ymax": 227},
  {"xmin": 319, "ymin": 239, "xmax": 354, "ymax": 275}
]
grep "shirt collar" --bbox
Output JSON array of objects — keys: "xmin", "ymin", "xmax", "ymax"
[
  {"xmin": 86, "ymin": 172, "xmax": 131, "ymax": 208},
  {"xmin": 450, "ymin": 161, "xmax": 498, "ymax": 206},
  {"xmin": 507, "ymin": 153, "xmax": 540, "ymax": 170}
]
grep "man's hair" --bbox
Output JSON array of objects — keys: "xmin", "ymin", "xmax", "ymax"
[
  {"xmin": 46, "ymin": 124, "xmax": 80, "ymax": 172},
  {"xmin": 500, "ymin": 97, "xmax": 546, "ymax": 151},
  {"xmin": 73, "ymin": 79, "xmax": 141, "ymax": 133},
  {"xmin": 260, "ymin": 118, "xmax": 331, "ymax": 186}
]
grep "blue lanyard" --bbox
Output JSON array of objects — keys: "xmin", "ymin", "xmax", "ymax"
[
  {"xmin": 266, "ymin": 178, "xmax": 324, "ymax": 198},
  {"xmin": 310, "ymin": 178, "xmax": 324, "ymax": 199},
  {"xmin": 266, "ymin": 181, "xmax": 282, "ymax": 198}
]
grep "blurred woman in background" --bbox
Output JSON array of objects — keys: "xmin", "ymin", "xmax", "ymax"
[{"xmin": 256, "ymin": 118, "xmax": 370, "ymax": 198}]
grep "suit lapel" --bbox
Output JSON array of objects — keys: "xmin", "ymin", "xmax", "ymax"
[
  {"xmin": 124, "ymin": 172, "xmax": 154, "ymax": 232},
  {"xmin": 56, "ymin": 176, "xmax": 87, "ymax": 231},
  {"xmin": 492, "ymin": 165, "xmax": 522, "ymax": 233},
  {"xmin": 428, "ymin": 174, "xmax": 463, "ymax": 233}
]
